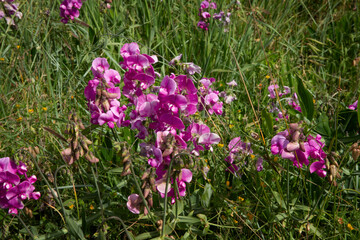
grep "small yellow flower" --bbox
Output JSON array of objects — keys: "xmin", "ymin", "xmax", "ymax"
[
  {"xmin": 347, "ymin": 223, "xmax": 354, "ymax": 231},
  {"xmin": 238, "ymin": 196, "xmax": 244, "ymax": 202},
  {"xmin": 229, "ymin": 124, "xmax": 234, "ymax": 129},
  {"xmin": 17, "ymin": 117, "xmax": 23, "ymax": 122},
  {"xmin": 28, "ymin": 109, "xmax": 34, "ymax": 113},
  {"xmin": 226, "ymin": 181, "xmax": 230, "ymax": 187},
  {"xmin": 69, "ymin": 204, "xmax": 74, "ymax": 209},
  {"xmin": 42, "ymin": 107, "xmax": 47, "ymax": 111},
  {"xmin": 313, "ymin": 99, "xmax": 316, "ymax": 104},
  {"xmin": 71, "ymin": 95, "xmax": 74, "ymax": 99},
  {"xmin": 217, "ymin": 143, "xmax": 224, "ymax": 148},
  {"xmin": 250, "ymin": 154, "xmax": 255, "ymax": 159},
  {"xmin": 15, "ymin": 104, "xmax": 20, "ymax": 108},
  {"xmin": 237, "ymin": 110, "xmax": 241, "ymax": 113},
  {"xmin": 234, "ymin": 219, "xmax": 238, "ymax": 224},
  {"xmin": 219, "ymin": 83, "xmax": 223, "ymax": 87},
  {"xmin": 16, "ymin": 45, "xmax": 20, "ymax": 49},
  {"xmin": 0, "ymin": 58, "xmax": 4, "ymax": 61},
  {"xmin": 265, "ymin": 75, "xmax": 270, "ymax": 79},
  {"xmin": 90, "ymin": 204, "xmax": 94, "ymax": 210}
]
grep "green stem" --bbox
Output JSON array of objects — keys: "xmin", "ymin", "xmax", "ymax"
[
  {"xmin": 161, "ymin": 157, "xmax": 174, "ymax": 238},
  {"xmin": 17, "ymin": 214, "xmax": 35, "ymax": 239}
]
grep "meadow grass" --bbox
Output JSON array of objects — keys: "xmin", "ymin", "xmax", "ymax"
[{"xmin": 0, "ymin": 0, "xmax": 359, "ymax": 239}]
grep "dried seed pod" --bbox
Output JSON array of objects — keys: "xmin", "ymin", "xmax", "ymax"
[
  {"xmin": 34, "ymin": 146, "xmax": 40, "ymax": 155},
  {"xmin": 289, "ymin": 123, "xmax": 299, "ymax": 130},
  {"xmin": 147, "ymin": 193, "xmax": 153, "ymax": 208},
  {"xmin": 352, "ymin": 149, "xmax": 360, "ymax": 161},
  {"xmin": 292, "ymin": 130, "xmax": 300, "ymax": 142},
  {"xmin": 143, "ymin": 187, "xmax": 150, "ymax": 199}
]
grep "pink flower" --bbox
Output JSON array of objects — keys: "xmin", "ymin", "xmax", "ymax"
[
  {"xmin": 0, "ymin": 157, "xmax": 40, "ymax": 215},
  {"xmin": 349, "ymin": 100, "xmax": 358, "ymax": 110},
  {"xmin": 127, "ymin": 194, "xmax": 141, "ymax": 214},
  {"xmin": 268, "ymin": 84, "xmax": 279, "ymax": 99}
]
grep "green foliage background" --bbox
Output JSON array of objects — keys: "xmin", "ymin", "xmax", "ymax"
[{"xmin": 0, "ymin": 0, "xmax": 359, "ymax": 239}]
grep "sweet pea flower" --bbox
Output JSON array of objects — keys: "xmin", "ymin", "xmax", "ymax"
[
  {"xmin": 127, "ymin": 194, "xmax": 141, "ymax": 214},
  {"xmin": 59, "ymin": 0, "xmax": 83, "ymax": 24},
  {"xmin": 0, "ymin": 157, "xmax": 40, "ymax": 215},
  {"xmin": 349, "ymin": 100, "xmax": 358, "ymax": 110},
  {"xmin": 268, "ymin": 84, "xmax": 279, "ymax": 99},
  {"xmin": 227, "ymin": 80, "xmax": 237, "ymax": 86}
]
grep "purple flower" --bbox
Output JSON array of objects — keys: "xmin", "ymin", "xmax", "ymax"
[
  {"xmin": 349, "ymin": 100, "xmax": 358, "ymax": 110},
  {"xmin": 310, "ymin": 161, "xmax": 326, "ymax": 178},
  {"xmin": 0, "ymin": 1, "xmax": 22, "ymax": 25},
  {"xmin": 268, "ymin": 84, "xmax": 279, "ymax": 99},
  {"xmin": 209, "ymin": 2, "xmax": 217, "ymax": 9},
  {"xmin": 127, "ymin": 194, "xmax": 141, "ymax": 214},
  {"xmin": 227, "ymin": 80, "xmax": 237, "ymax": 86},
  {"xmin": 201, "ymin": 11, "xmax": 211, "ymax": 19},
  {"xmin": 182, "ymin": 62, "xmax": 201, "ymax": 75},
  {"xmin": 59, "ymin": 0, "xmax": 83, "ymax": 24},
  {"xmin": 169, "ymin": 54, "xmax": 182, "ymax": 66},
  {"xmin": 225, "ymin": 137, "xmax": 253, "ymax": 175},
  {"xmin": 200, "ymin": 1, "xmax": 209, "ymax": 9},
  {"xmin": 197, "ymin": 21, "xmax": 209, "ymax": 30},
  {"xmin": 256, "ymin": 157, "xmax": 263, "ymax": 171},
  {"xmin": 0, "ymin": 157, "xmax": 40, "ymax": 215}
]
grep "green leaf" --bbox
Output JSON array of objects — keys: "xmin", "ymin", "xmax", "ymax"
[
  {"xmin": 296, "ymin": 77, "xmax": 314, "ymax": 121},
  {"xmin": 65, "ymin": 216, "xmax": 85, "ymax": 240},
  {"xmin": 201, "ymin": 183, "xmax": 213, "ymax": 208},
  {"xmin": 315, "ymin": 114, "xmax": 331, "ymax": 137},
  {"xmin": 261, "ymin": 109, "xmax": 274, "ymax": 136},
  {"xmin": 178, "ymin": 216, "xmax": 201, "ymax": 224},
  {"xmin": 272, "ymin": 190, "xmax": 286, "ymax": 209},
  {"xmin": 134, "ymin": 231, "xmax": 159, "ymax": 240}
]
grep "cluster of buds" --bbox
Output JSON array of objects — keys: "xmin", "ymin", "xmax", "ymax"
[
  {"xmin": 61, "ymin": 111, "xmax": 98, "ymax": 165},
  {"xmin": 350, "ymin": 142, "xmax": 360, "ymax": 161},
  {"xmin": 326, "ymin": 152, "xmax": 341, "ymax": 186},
  {"xmin": 99, "ymin": 0, "xmax": 112, "ymax": 11},
  {"xmin": 0, "ymin": 157, "xmax": 40, "ymax": 215},
  {"xmin": 0, "ymin": 0, "xmax": 22, "ymax": 26},
  {"xmin": 120, "ymin": 143, "xmax": 155, "ymax": 215},
  {"xmin": 114, "ymin": 142, "xmax": 132, "ymax": 176}
]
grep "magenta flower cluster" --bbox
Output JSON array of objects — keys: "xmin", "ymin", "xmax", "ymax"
[
  {"xmin": 84, "ymin": 58, "xmax": 127, "ymax": 129},
  {"xmin": 0, "ymin": 0, "xmax": 22, "ymax": 26},
  {"xmin": 0, "ymin": 157, "xmax": 40, "ymax": 215},
  {"xmin": 85, "ymin": 43, "xmax": 223, "ymax": 213},
  {"xmin": 197, "ymin": 0, "xmax": 232, "ymax": 32},
  {"xmin": 59, "ymin": 0, "xmax": 83, "ymax": 24},
  {"xmin": 270, "ymin": 123, "xmax": 327, "ymax": 177}
]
